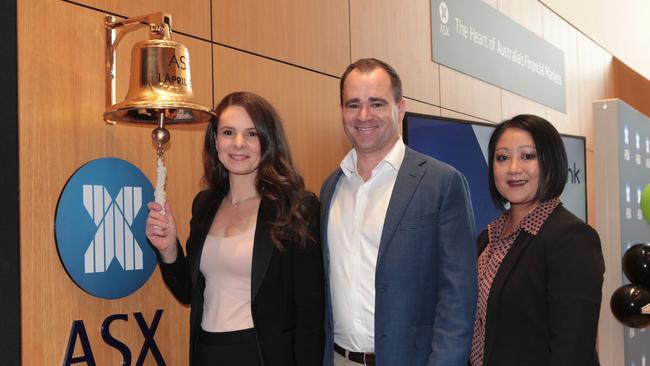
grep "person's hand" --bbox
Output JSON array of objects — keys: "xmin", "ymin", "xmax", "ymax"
[{"xmin": 145, "ymin": 201, "xmax": 178, "ymax": 263}]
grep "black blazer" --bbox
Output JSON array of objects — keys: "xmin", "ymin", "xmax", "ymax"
[
  {"xmin": 477, "ymin": 205, "xmax": 604, "ymax": 366},
  {"xmin": 158, "ymin": 188, "xmax": 325, "ymax": 365}
]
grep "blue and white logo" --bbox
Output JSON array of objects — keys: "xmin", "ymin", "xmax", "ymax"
[{"xmin": 55, "ymin": 158, "xmax": 157, "ymax": 299}]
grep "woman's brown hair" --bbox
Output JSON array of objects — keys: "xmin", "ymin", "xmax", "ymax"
[{"xmin": 203, "ymin": 91, "xmax": 314, "ymax": 249}]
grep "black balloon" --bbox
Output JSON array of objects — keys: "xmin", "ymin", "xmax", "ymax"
[
  {"xmin": 610, "ymin": 284, "xmax": 650, "ymax": 328},
  {"xmin": 623, "ymin": 243, "xmax": 650, "ymax": 288}
]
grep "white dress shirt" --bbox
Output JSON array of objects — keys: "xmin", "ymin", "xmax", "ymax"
[{"xmin": 327, "ymin": 138, "xmax": 405, "ymax": 352}]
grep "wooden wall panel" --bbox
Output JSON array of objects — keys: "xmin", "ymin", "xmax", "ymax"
[
  {"xmin": 406, "ymin": 99, "xmax": 441, "ymax": 117},
  {"xmin": 212, "ymin": 0, "xmax": 349, "ymax": 77},
  {"xmin": 72, "ymin": 0, "xmax": 210, "ymax": 39},
  {"xmin": 500, "ymin": 89, "xmax": 547, "ymax": 124},
  {"xmin": 350, "ymin": 0, "xmax": 440, "ymax": 106},
  {"xmin": 18, "ymin": 0, "xmax": 209, "ymax": 363},
  {"xmin": 542, "ymin": 7, "xmax": 580, "ymax": 136},
  {"xmin": 576, "ymin": 32, "xmax": 613, "ymax": 150},
  {"xmin": 441, "ymin": 108, "xmax": 492, "ymax": 123},
  {"xmin": 612, "ymin": 58, "xmax": 650, "ymax": 119},
  {"xmin": 439, "ymin": 65, "xmax": 502, "ymax": 123},
  {"xmin": 213, "ymin": 45, "xmax": 349, "ymax": 194}
]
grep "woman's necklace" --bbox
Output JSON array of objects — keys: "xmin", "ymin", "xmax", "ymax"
[{"xmin": 227, "ymin": 193, "xmax": 259, "ymax": 208}]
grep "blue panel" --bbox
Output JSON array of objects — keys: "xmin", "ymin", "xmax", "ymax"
[{"xmin": 406, "ymin": 116, "xmax": 501, "ymax": 234}]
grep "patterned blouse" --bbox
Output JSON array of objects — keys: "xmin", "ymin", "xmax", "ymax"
[{"xmin": 470, "ymin": 197, "xmax": 561, "ymax": 366}]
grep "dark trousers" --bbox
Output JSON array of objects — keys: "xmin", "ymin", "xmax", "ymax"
[{"xmin": 194, "ymin": 328, "xmax": 262, "ymax": 366}]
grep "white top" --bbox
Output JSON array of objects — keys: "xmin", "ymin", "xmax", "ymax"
[
  {"xmin": 327, "ymin": 138, "xmax": 406, "ymax": 352},
  {"xmin": 199, "ymin": 224, "xmax": 256, "ymax": 332}
]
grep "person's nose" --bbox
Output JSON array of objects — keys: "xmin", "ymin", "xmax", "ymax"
[
  {"xmin": 358, "ymin": 104, "xmax": 370, "ymax": 121},
  {"xmin": 234, "ymin": 133, "xmax": 245, "ymax": 148},
  {"xmin": 507, "ymin": 158, "xmax": 520, "ymax": 173}
]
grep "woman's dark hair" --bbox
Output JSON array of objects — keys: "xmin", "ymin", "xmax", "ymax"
[
  {"xmin": 203, "ymin": 91, "xmax": 313, "ymax": 250},
  {"xmin": 488, "ymin": 114, "xmax": 568, "ymax": 208}
]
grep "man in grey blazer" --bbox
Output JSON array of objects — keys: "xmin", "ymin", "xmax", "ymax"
[{"xmin": 321, "ymin": 58, "xmax": 477, "ymax": 366}]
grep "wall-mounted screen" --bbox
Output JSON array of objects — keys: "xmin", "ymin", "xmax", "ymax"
[{"xmin": 403, "ymin": 112, "xmax": 587, "ymax": 235}]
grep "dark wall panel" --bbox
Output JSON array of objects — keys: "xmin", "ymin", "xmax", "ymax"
[{"xmin": 0, "ymin": 0, "xmax": 19, "ymax": 364}]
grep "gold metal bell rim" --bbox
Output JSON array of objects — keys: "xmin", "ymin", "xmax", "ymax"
[{"xmin": 104, "ymin": 102, "xmax": 215, "ymax": 124}]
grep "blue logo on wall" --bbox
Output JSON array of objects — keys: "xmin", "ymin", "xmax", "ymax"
[{"xmin": 55, "ymin": 158, "xmax": 157, "ymax": 299}]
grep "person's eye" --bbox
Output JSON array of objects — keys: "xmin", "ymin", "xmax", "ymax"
[
  {"xmin": 371, "ymin": 102, "xmax": 384, "ymax": 108},
  {"xmin": 346, "ymin": 103, "xmax": 360, "ymax": 109},
  {"xmin": 495, "ymin": 154, "xmax": 508, "ymax": 161},
  {"xmin": 522, "ymin": 152, "xmax": 537, "ymax": 160},
  {"xmin": 248, "ymin": 130, "xmax": 258, "ymax": 137},
  {"xmin": 221, "ymin": 129, "xmax": 233, "ymax": 136}
]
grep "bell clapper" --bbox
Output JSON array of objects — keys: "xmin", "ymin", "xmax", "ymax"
[{"xmin": 152, "ymin": 113, "xmax": 170, "ymax": 215}]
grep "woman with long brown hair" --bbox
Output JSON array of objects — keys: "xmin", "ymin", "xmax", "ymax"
[{"xmin": 146, "ymin": 91, "xmax": 324, "ymax": 365}]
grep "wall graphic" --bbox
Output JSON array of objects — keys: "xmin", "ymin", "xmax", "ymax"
[
  {"xmin": 55, "ymin": 158, "xmax": 157, "ymax": 299},
  {"xmin": 431, "ymin": 0, "xmax": 566, "ymax": 111}
]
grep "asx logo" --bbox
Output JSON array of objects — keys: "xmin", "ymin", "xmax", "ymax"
[
  {"xmin": 55, "ymin": 158, "xmax": 157, "ymax": 299},
  {"xmin": 82, "ymin": 184, "xmax": 144, "ymax": 273}
]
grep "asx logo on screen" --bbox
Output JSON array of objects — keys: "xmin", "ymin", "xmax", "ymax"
[{"xmin": 55, "ymin": 158, "xmax": 157, "ymax": 299}]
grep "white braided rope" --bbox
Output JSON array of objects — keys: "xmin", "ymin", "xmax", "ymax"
[{"xmin": 154, "ymin": 156, "xmax": 167, "ymax": 215}]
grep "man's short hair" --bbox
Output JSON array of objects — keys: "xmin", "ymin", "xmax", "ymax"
[{"xmin": 339, "ymin": 58, "xmax": 403, "ymax": 105}]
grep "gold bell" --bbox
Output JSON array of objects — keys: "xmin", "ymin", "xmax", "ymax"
[{"xmin": 104, "ymin": 13, "xmax": 214, "ymax": 124}]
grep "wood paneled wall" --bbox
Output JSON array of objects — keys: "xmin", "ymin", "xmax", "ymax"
[
  {"xmin": 611, "ymin": 58, "xmax": 650, "ymax": 120},
  {"xmin": 18, "ymin": 0, "xmax": 636, "ymax": 364}
]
